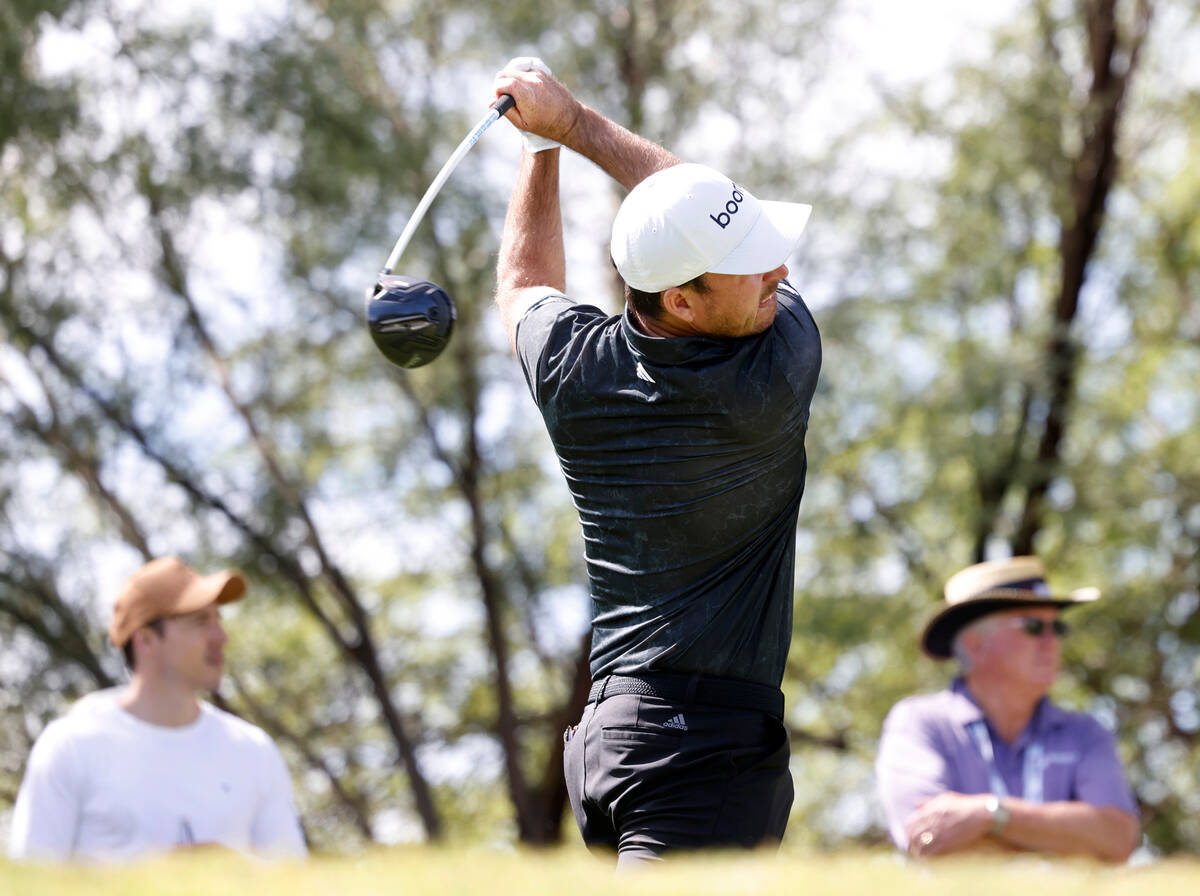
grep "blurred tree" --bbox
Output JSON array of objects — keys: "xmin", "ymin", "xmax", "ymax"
[
  {"xmin": 781, "ymin": 0, "xmax": 1198, "ymax": 853},
  {"xmin": 2, "ymin": 0, "xmax": 1196, "ymax": 858},
  {"xmin": 0, "ymin": 0, "xmax": 838, "ymax": 850}
]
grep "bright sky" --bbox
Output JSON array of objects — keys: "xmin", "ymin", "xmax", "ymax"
[{"xmin": 842, "ymin": 0, "xmax": 1018, "ymax": 80}]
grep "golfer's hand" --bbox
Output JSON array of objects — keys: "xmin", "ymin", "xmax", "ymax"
[
  {"xmin": 494, "ymin": 58, "xmax": 579, "ymax": 150},
  {"xmin": 905, "ymin": 792, "xmax": 992, "ymax": 857}
]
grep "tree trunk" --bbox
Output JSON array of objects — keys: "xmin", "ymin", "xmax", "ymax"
[{"xmin": 1013, "ymin": 0, "xmax": 1152, "ymax": 554}]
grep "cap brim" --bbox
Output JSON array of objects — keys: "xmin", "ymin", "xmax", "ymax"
[
  {"xmin": 173, "ymin": 570, "xmax": 247, "ymax": 616},
  {"xmin": 920, "ymin": 588, "xmax": 1100, "ymax": 660},
  {"xmin": 709, "ymin": 199, "xmax": 812, "ymax": 276}
]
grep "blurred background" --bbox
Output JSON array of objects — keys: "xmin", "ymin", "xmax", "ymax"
[{"xmin": 1, "ymin": 0, "xmax": 1197, "ymax": 856}]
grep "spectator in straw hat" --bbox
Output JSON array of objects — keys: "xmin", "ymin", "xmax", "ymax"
[
  {"xmin": 875, "ymin": 556, "xmax": 1139, "ymax": 862},
  {"xmin": 8, "ymin": 557, "xmax": 306, "ymax": 863}
]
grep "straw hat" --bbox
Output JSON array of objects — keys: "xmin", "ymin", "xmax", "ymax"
[{"xmin": 921, "ymin": 556, "xmax": 1099, "ymax": 659}]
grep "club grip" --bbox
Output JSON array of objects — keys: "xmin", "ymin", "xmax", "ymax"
[{"xmin": 491, "ymin": 94, "xmax": 516, "ymax": 116}]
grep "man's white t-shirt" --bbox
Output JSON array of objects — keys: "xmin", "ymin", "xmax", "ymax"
[{"xmin": 8, "ymin": 689, "xmax": 307, "ymax": 862}]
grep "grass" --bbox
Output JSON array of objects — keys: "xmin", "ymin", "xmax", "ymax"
[{"xmin": 3, "ymin": 848, "xmax": 1199, "ymax": 896}]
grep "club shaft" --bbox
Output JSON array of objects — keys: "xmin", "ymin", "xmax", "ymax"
[{"xmin": 382, "ymin": 95, "xmax": 516, "ymax": 274}]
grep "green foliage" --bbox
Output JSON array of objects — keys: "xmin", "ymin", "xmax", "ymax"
[
  {"xmin": 783, "ymin": 0, "xmax": 1199, "ymax": 852},
  {"xmin": 1, "ymin": 0, "xmax": 1197, "ymax": 858}
]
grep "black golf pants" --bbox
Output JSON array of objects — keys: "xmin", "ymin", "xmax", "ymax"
[{"xmin": 563, "ymin": 674, "xmax": 793, "ymax": 867}]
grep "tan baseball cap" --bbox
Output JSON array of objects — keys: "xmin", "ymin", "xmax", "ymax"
[{"xmin": 109, "ymin": 556, "xmax": 247, "ymax": 647}]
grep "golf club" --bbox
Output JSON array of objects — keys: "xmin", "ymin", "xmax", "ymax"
[{"xmin": 366, "ymin": 93, "xmax": 516, "ymax": 369}]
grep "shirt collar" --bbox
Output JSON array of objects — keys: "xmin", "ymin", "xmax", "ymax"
[
  {"xmin": 620, "ymin": 306, "xmax": 743, "ymax": 366},
  {"xmin": 949, "ymin": 676, "xmax": 1067, "ymax": 743}
]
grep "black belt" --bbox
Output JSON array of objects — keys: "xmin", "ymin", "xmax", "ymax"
[{"xmin": 588, "ymin": 672, "xmax": 784, "ymax": 719}]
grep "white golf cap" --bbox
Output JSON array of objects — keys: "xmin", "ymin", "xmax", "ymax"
[{"xmin": 610, "ymin": 163, "xmax": 812, "ymax": 293}]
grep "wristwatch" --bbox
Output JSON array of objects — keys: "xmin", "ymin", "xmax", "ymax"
[{"xmin": 985, "ymin": 795, "xmax": 1010, "ymax": 835}]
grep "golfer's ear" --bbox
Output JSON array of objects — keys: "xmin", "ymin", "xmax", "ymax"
[{"xmin": 661, "ymin": 286, "xmax": 696, "ymax": 322}]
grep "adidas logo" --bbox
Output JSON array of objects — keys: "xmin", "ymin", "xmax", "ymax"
[{"xmin": 663, "ymin": 714, "xmax": 688, "ymax": 731}]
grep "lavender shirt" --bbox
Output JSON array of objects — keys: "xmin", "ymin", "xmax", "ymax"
[{"xmin": 876, "ymin": 677, "xmax": 1138, "ymax": 850}]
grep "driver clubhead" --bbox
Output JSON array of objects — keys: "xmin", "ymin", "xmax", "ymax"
[{"xmin": 365, "ymin": 274, "xmax": 456, "ymax": 369}]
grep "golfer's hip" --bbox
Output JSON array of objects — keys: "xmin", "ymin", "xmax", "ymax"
[{"xmin": 587, "ymin": 670, "xmax": 784, "ymax": 719}]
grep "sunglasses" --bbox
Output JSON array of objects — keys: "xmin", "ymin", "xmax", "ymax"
[{"xmin": 1002, "ymin": 617, "xmax": 1069, "ymax": 638}]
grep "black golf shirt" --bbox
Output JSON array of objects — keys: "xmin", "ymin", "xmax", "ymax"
[{"xmin": 515, "ymin": 281, "xmax": 821, "ymax": 688}]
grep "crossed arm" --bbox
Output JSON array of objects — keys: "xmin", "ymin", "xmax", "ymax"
[
  {"xmin": 904, "ymin": 791, "xmax": 1139, "ymax": 863},
  {"xmin": 491, "ymin": 65, "xmax": 681, "ymax": 350}
]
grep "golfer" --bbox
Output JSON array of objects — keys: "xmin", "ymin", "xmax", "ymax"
[
  {"xmin": 8, "ymin": 557, "xmax": 307, "ymax": 862},
  {"xmin": 876, "ymin": 556, "xmax": 1139, "ymax": 861},
  {"xmin": 492, "ymin": 60, "xmax": 820, "ymax": 865}
]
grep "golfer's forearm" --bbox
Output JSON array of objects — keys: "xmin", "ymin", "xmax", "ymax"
[
  {"xmin": 498, "ymin": 150, "xmax": 564, "ymax": 289},
  {"xmin": 496, "ymin": 150, "xmax": 564, "ymax": 339},
  {"xmin": 997, "ymin": 800, "xmax": 1139, "ymax": 862},
  {"xmin": 561, "ymin": 104, "xmax": 680, "ymax": 190}
]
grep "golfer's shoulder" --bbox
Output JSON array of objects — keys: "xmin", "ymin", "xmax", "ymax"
[
  {"xmin": 773, "ymin": 281, "xmax": 818, "ymax": 330},
  {"xmin": 519, "ymin": 292, "xmax": 608, "ymax": 330},
  {"xmin": 517, "ymin": 294, "xmax": 618, "ymax": 359}
]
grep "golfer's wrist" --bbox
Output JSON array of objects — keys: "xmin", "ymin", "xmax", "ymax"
[{"xmin": 554, "ymin": 99, "xmax": 588, "ymax": 154}]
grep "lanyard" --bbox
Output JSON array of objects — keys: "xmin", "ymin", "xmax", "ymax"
[{"xmin": 967, "ymin": 719, "xmax": 1046, "ymax": 803}]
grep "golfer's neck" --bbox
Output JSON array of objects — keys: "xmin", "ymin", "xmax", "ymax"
[
  {"xmin": 119, "ymin": 675, "xmax": 203, "ymax": 728},
  {"xmin": 630, "ymin": 307, "xmax": 696, "ymax": 338}
]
